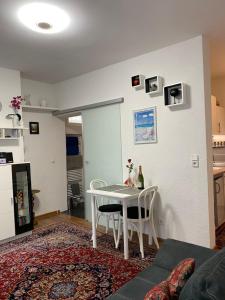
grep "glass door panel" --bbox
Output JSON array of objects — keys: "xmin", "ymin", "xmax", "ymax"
[
  {"xmin": 15, "ymin": 171, "xmax": 31, "ymax": 227},
  {"xmin": 82, "ymin": 104, "xmax": 123, "ymax": 223},
  {"xmin": 12, "ymin": 163, "xmax": 33, "ymax": 234}
]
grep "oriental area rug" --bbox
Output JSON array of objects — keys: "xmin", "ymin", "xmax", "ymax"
[{"xmin": 0, "ymin": 222, "xmax": 156, "ymax": 299}]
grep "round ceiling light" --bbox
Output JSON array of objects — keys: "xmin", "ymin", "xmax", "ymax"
[{"xmin": 18, "ymin": 2, "xmax": 70, "ymax": 34}]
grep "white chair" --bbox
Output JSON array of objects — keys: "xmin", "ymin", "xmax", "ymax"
[
  {"xmin": 116, "ymin": 186, "xmax": 159, "ymax": 258},
  {"xmin": 90, "ymin": 179, "xmax": 122, "ymax": 246}
]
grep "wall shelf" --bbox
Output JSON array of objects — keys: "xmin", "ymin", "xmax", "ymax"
[
  {"xmin": 22, "ymin": 105, "xmax": 59, "ymax": 113},
  {"xmin": 131, "ymin": 75, "xmax": 145, "ymax": 90},
  {"xmin": 145, "ymin": 76, "xmax": 163, "ymax": 96},
  {"xmin": 0, "ymin": 127, "xmax": 28, "ymax": 140},
  {"xmin": 164, "ymin": 83, "xmax": 186, "ymax": 107}
]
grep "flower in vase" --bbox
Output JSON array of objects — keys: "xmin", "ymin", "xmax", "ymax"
[
  {"xmin": 126, "ymin": 158, "xmax": 134, "ymax": 174},
  {"xmin": 10, "ymin": 96, "xmax": 23, "ymax": 112},
  {"xmin": 124, "ymin": 159, "xmax": 135, "ymax": 187}
]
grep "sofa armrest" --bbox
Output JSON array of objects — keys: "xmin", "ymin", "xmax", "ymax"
[{"xmin": 153, "ymin": 239, "xmax": 215, "ymax": 271}]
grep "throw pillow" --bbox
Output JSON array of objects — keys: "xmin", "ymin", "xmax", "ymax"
[
  {"xmin": 167, "ymin": 258, "xmax": 195, "ymax": 299},
  {"xmin": 144, "ymin": 281, "xmax": 170, "ymax": 300}
]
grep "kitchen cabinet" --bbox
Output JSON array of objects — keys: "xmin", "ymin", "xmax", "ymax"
[
  {"xmin": 211, "ymin": 95, "xmax": 225, "ymax": 134},
  {"xmin": 0, "ymin": 163, "xmax": 33, "ymax": 241},
  {"xmin": 214, "ymin": 173, "xmax": 225, "ymax": 228}
]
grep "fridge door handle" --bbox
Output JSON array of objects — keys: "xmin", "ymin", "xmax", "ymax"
[{"xmin": 216, "ymin": 182, "xmax": 221, "ymax": 194}]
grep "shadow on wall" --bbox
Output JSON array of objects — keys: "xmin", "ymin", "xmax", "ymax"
[{"xmin": 155, "ymin": 192, "xmax": 185, "ymax": 241}]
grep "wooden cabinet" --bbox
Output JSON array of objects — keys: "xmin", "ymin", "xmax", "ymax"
[
  {"xmin": 0, "ymin": 163, "xmax": 33, "ymax": 242},
  {"xmin": 211, "ymin": 95, "xmax": 225, "ymax": 134}
]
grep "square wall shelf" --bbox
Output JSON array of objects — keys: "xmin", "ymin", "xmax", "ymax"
[
  {"xmin": 131, "ymin": 75, "xmax": 145, "ymax": 90},
  {"xmin": 164, "ymin": 83, "xmax": 186, "ymax": 107},
  {"xmin": 145, "ymin": 76, "xmax": 163, "ymax": 96}
]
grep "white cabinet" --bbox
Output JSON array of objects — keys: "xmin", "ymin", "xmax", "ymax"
[
  {"xmin": 0, "ymin": 166, "xmax": 15, "ymax": 241},
  {"xmin": 211, "ymin": 95, "xmax": 225, "ymax": 134}
]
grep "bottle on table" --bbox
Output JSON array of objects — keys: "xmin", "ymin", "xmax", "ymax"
[{"xmin": 137, "ymin": 165, "xmax": 144, "ymax": 190}]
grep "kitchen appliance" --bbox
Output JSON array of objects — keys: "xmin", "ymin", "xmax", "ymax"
[
  {"xmin": 0, "ymin": 152, "xmax": 13, "ymax": 164},
  {"xmin": 214, "ymin": 173, "xmax": 225, "ymax": 228}
]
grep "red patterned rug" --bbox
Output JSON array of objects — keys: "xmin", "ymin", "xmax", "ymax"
[{"xmin": 0, "ymin": 222, "xmax": 156, "ymax": 299}]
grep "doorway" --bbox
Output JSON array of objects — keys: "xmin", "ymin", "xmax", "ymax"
[
  {"xmin": 211, "ymin": 78, "xmax": 225, "ymax": 248},
  {"xmin": 64, "ymin": 114, "xmax": 85, "ymax": 218},
  {"xmin": 61, "ymin": 101, "xmax": 123, "ymax": 224}
]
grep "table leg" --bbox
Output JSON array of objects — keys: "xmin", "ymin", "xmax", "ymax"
[
  {"xmin": 123, "ymin": 199, "xmax": 129, "ymax": 259},
  {"xmin": 91, "ymin": 195, "xmax": 97, "ymax": 248}
]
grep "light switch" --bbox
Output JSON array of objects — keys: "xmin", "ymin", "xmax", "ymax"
[{"xmin": 192, "ymin": 154, "xmax": 199, "ymax": 168}]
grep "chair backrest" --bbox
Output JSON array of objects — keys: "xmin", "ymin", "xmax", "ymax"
[
  {"xmin": 90, "ymin": 179, "xmax": 108, "ymax": 207},
  {"xmin": 137, "ymin": 186, "xmax": 158, "ymax": 220}
]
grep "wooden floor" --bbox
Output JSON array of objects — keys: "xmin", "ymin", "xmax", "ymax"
[
  {"xmin": 35, "ymin": 212, "xmax": 92, "ymax": 230},
  {"xmin": 35, "ymin": 212, "xmax": 161, "ymax": 250}
]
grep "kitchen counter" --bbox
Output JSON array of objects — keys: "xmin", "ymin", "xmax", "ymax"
[{"xmin": 213, "ymin": 167, "xmax": 225, "ymax": 177}]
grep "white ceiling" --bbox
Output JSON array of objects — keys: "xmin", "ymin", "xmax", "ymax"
[{"xmin": 0, "ymin": 0, "xmax": 225, "ymax": 83}]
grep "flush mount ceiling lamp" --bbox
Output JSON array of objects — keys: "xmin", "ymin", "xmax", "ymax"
[{"xmin": 18, "ymin": 2, "xmax": 70, "ymax": 34}]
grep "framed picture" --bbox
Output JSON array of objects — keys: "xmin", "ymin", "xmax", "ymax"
[
  {"xmin": 133, "ymin": 107, "xmax": 157, "ymax": 144},
  {"xmin": 29, "ymin": 122, "xmax": 39, "ymax": 134}
]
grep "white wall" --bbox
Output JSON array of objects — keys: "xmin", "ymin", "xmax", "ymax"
[
  {"xmin": 0, "ymin": 67, "xmax": 24, "ymax": 162},
  {"xmin": 21, "ymin": 78, "xmax": 56, "ymax": 107},
  {"xmin": 54, "ymin": 36, "xmax": 214, "ymax": 247},
  {"xmin": 23, "ymin": 112, "xmax": 67, "ymax": 216}
]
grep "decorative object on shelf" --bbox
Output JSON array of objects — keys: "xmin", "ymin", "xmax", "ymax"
[
  {"xmin": 23, "ymin": 94, "xmax": 31, "ymax": 106},
  {"xmin": 10, "ymin": 96, "xmax": 23, "ymax": 111},
  {"xmin": 124, "ymin": 159, "xmax": 135, "ymax": 187},
  {"xmin": 131, "ymin": 75, "xmax": 145, "ymax": 90},
  {"xmin": 145, "ymin": 76, "xmax": 163, "ymax": 96},
  {"xmin": 40, "ymin": 97, "xmax": 48, "ymax": 107},
  {"xmin": 164, "ymin": 83, "xmax": 186, "ymax": 107},
  {"xmin": 29, "ymin": 122, "xmax": 39, "ymax": 134},
  {"xmin": 6, "ymin": 113, "xmax": 22, "ymax": 127},
  {"xmin": 134, "ymin": 107, "xmax": 157, "ymax": 144},
  {"xmin": 9, "ymin": 96, "xmax": 23, "ymax": 127},
  {"xmin": 0, "ymin": 128, "xmax": 28, "ymax": 140}
]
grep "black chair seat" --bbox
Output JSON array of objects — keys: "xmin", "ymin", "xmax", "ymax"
[
  {"xmin": 120, "ymin": 206, "xmax": 149, "ymax": 219},
  {"xmin": 98, "ymin": 204, "xmax": 122, "ymax": 213}
]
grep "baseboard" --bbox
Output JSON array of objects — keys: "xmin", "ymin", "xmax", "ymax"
[{"xmin": 35, "ymin": 210, "xmax": 60, "ymax": 221}]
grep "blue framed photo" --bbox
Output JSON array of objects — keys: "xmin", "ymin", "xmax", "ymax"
[{"xmin": 133, "ymin": 107, "xmax": 157, "ymax": 144}]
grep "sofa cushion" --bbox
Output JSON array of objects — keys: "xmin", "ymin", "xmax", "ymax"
[
  {"xmin": 139, "ymin": 265, "xmax": 171, "ymax": 284},
  {"xmin": 168, "ymin": 258, "xmax": 195, "ymax": 299},
  {"xmin": 180, "ymin": 247, "xmax": 225, "ymax": 300},
  {"xmin": 154, "ymin": 239, "xmax": 215, "ymax": 271},
  {"xmin": 108, "ymin": 277, "xmax": 155, "ymax": 300},
  {"xmin": 144, "ymin": 281, "xmax": 170, "ymax": 300}
]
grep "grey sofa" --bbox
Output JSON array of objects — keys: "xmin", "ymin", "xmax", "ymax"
[{"xmin": 108, "ymin": 239, "xmax": 223, "ymax": 300}]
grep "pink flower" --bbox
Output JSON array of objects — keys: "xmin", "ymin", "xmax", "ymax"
[{"xmin": 10, "ymin": 96, "xmax": 23, "ymax": 111}]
